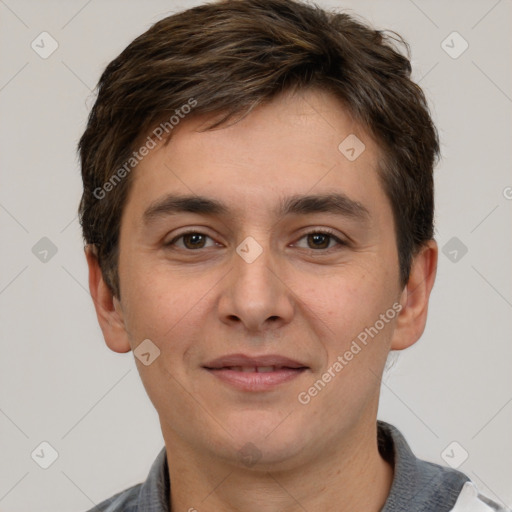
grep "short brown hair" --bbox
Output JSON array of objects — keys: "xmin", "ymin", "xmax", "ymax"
[{"xmin": 78, "ymin": 0, "xmax": 439, "ymax": 299}]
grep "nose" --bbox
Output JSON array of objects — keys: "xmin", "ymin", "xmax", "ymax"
[{"xmin": 217, "ymin": 238, "xmax": 294, "ymax": 334}]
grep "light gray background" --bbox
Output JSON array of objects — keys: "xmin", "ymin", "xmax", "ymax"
[{"xmin": 0, "ymin": 0, "xmax": 511, "ymax": 510}]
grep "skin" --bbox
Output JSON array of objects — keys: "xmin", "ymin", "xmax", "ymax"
[{"xmin": 86, "ymin": 88, "xmax": 437, "ymax": 512}]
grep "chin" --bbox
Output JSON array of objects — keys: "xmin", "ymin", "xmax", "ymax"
[{"xmin": 216, "ymin": 414, "xmax": 311, "ymax": 469}]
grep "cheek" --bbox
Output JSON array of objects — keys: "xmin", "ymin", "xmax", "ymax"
[
  {"xmin": 311, "ymin": 267, "xmax": 380, "ymax": 321},
  {"xmin": 304, "ymin": 265, "xmax": 398, "ymax": 357},
  {"xmin": 120, "ymin": 262, "xmax": 204, "ymax": 345}
]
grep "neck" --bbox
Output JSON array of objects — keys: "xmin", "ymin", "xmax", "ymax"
[{"xmin": 163, "ymin": 419, "xmax": 394, "ymax": 512}]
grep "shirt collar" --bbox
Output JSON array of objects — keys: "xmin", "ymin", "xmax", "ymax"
[
  {"xmin": 136, "ymin": 444, "xmax": 171, "ymax": 512},
  {"xmin": 378, "ymin": 420, "xmax": 468, "ymax": 512}
]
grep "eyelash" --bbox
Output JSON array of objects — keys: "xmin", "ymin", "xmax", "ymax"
[{"xmin": 165, "ymin": 228, "xmax": 347, "ymax": 252}]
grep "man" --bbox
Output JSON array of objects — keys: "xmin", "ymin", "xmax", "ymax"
[{"xmin": 78, "ymin": 0, "xmax": 508, "ymax": 510}]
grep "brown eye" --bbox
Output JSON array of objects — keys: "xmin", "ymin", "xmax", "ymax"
[
  {"xmin": 307, "ymin": 233, "xmax": 331, "ymax": 249},
  {"xmin": 294, "ymin": 230, "xmax": 346, "ymax": 251},
  {"xmin": 166, "ymin": 231, "xmax": 216, "ymax": 250},
  {"xmin": 182, "ymin": 233, "xmax": 207, "ymax": 249}
]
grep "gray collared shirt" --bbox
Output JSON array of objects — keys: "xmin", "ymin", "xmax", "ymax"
[{"xmin": 85, "ymin": 421, "xmax": 506, "ymax": 511}]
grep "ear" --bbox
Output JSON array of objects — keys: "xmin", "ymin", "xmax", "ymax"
[
  {"xmin": 391, "ymin": 240, "xmax": 438, "ymax": 350},
  {"xmin": 85, "ymin": 245, "xmax": 132, "ymax": 353}
]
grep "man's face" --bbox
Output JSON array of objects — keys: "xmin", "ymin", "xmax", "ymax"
[{"xmin": 110, "ymin": 89, "xmax": 405, "ymax": 466}]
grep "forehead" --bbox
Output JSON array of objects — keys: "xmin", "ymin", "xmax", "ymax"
[{"xmin": 124, "ymin": 89, "xmax": 389, "ymax": 224}]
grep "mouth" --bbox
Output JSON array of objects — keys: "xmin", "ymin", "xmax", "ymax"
[
  {"xmin": 203, "ymin": 354, "xmax": 309, "ymax": 392},
  {"xmin": 208, "ymin": 365, "xmax": 305, "ymax": 372},
  {"xmin": 204, "ymin": 367, "xmax": 308, "ymax": 392}
]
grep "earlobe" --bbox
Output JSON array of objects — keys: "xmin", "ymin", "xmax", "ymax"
[
  {"xmin": 390, "ymin": 240, "xmax": 438, "ymax": 351},
  {"xmin": 84, "ymin": 245, "xmax": 132, "ymax": 354}
]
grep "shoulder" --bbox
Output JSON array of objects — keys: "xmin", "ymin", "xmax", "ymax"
[
  {"xmin": 378, "ymin": 421, "xmax": 508, "ymax": 512},
  {"xmin": 83, "ymin": 483, "xmax": 142, "ymax": 512},
  {"xmin": 449, "ymin": 481, "xmax": 511, "ymax": 512}
]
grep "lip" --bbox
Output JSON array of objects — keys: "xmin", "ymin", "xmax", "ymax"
[
  {"xmin": 203, "ymin": 353, "xmax": 309, "ymax": 392},
  {"xmin": 203, "ymin": 353, "xmax": 307, "ymax": 369},
  {"xmin": 205, "ymin": 367, "xmax": 307, "ymax": 392}
]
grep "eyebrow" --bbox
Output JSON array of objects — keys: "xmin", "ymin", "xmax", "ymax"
[
  {"xmin": 280, "ymin": 193, "xmax": 370, "ymax": 220},
  {"xmin": 142, "ymin": 192, "xmax": 370, "ymax": 225}
]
